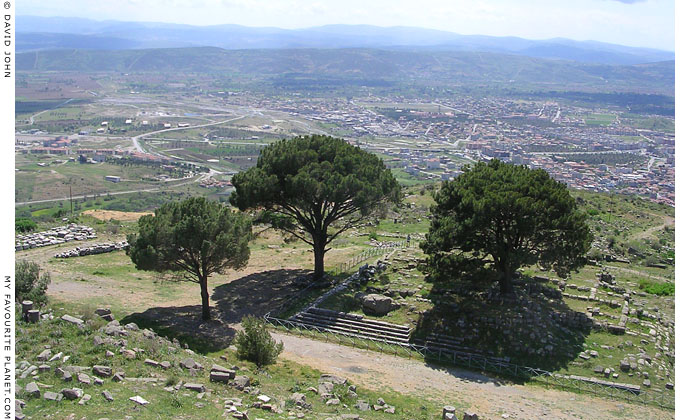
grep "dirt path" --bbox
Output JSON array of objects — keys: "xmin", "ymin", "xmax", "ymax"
[
  {"xmin": 630, "ymin": 215, "xmax": 674, "ymax": 241},
  {"xmin": 272, "ymin": 332, "xmax": 672, "ymax": 420}
]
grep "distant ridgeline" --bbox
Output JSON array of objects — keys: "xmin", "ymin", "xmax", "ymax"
[{"xmin": 16, "ymin": 47, "xmax": 674, "ymax": 96}]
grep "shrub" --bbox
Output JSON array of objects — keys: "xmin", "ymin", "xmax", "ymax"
[
  {"xmin": 234, "ymin": 316, "xmax": 283, "ymax": 367},
  {"xmin": 15, "ymin": 218, "xmax": 37, "ymax": 233},
  {"xmin": 639, "ymin": 279, "xmax": 674, "ymax": 296},
  {"xmin": 16, "ymin": 261, "xmax": 51, "ymax": 306}
]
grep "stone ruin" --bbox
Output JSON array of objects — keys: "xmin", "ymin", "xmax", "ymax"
[
  {"xmin": 597, "ymin": 269, "xmax": 616, "ymax": 285},
  {"xmin": 54, "ymin": 241, "xmax": 129, "ymax": 259},
  {"xmin": 16, "ymin": 224, "xmax": 96, "ymax": 251}
]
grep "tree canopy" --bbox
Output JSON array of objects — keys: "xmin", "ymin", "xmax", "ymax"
[
  {"xmin": 422, "ymin": 159, "xmax": 592, "ymax": 295},
  {"xmin": 16, "ymin": 260, "xmax": 51, "ymax": 306},
  {"xmin": 127, "ymin": 197, "xmax": 252, "ymax": 320},
  {"xmin": 231, "ymin": 135, "xmax": 400, "ymax": 280}
]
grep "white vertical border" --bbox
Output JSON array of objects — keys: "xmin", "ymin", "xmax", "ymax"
[{"xmin": 0, "ymin": 1, "xmax": 14, "ymax": 420}]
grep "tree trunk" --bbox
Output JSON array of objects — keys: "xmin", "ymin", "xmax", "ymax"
[
  {"xmin": 312, "ymin": 230, "xmax": 328, "ymax": 281},
  {"xmin": 313, "ymin": 243, "xmax": 325, "ymax": 281},
  {"xmin": 200, "ymin": 276, "xmax": 211, "ymax": 321},
  {"xmin": 499, "ymin": 266, "xmax": 514, "ymax": 295}
]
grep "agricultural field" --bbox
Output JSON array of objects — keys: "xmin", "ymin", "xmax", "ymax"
[
  {"xmin": 584, "ymin": 113, "xmax": 618, "ymax": 126},
  {"xmin": 15, "ymin": 153, "xmax": 196, "ymax": 203}
]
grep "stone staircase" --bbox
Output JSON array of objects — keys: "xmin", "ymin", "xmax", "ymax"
[{"xmin": 290, "ymin": 307, "xmax": 412, "ymax": 344}]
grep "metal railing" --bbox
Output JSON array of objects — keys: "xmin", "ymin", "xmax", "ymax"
[
  {"xmin": 330, "ymin": 240, "xmax": 416, "ymax": 276},
  {"xmin": 267, "ymin": 241, "xmax": 414, "ymax": 319}
]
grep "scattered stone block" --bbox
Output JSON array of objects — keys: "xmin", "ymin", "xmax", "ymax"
[
  {"xmin": 210, "ymin": 371, "xmax": 231, "ymax": 383},
  {"xmin": 25, "ymin": 382, "xmax": 40, "ymax": 397},
  {"xmin": 130, "ymin": 395, "xmax": 149, "ymax": 405},
  {"xmin": 36, "ymin": 349, "xmax": 52, "ymax": 362},
  {"xmin": 184, "ymin": 383, "xmax": 206, "ymax": 393},
  {"xmin": 61, "ymin": 388, "xmax": 83, "ymax": 400},
  {"xmin": 319, "ymin": 374, "xmax": 347, "ymax": 385},
  {"xmin": 234, "ymin": 375, "xmax": 250, "ymax": 390},
  {"xmin": 78, "ymin": 394, "xmax": 91, "ymax": 405},
  {"xmin": 43, "ymin": 391, "xmax": 62, "ymax": 401},
  {"xmin": 95, "ymin": 308, "xmax": 111, "ymax": 317},
  {"xmin": 60, "ymin": 314, "xmax": 85, "ymax": 327},
  {"xmin": 354, "ymin": 400, "xmax": 370, "ymax": 411},
  {"xmin": 289, "ymin": 393, "xmax": 308, "ymax": 408},
  {"xmin": 318, "ymin": 382, "xmax": 334, "ymax": 395},
  {"xmin": 121, "ymin": 349, "xmax": 136, "ymax": 359},
  {"xmin": 124, "ymin": 323, "xmax": 139, "ymax": 331},
  {"xmin": 102, "ymin": 390, "xmax": 114, "ymax": 402},
  {"xmin": 92, "ymin": 366, "xmax": 112, "ymax": 377}
]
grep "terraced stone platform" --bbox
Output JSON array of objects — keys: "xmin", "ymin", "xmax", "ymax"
[{"xmin": 290, "ymin": 307, "xmax": 412, "ymax": 344}]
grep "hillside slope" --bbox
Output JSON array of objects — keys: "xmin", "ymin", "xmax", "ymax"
[{"xmin": 16, "ymin": 47, "xmax": 675, "ymax": 94}]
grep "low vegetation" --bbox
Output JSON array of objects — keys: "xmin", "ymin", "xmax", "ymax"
[
  {"xmin": 235, "ymin": 315, "xmax": 284, "ymax": 367},
  {"xmin": 15, "ymin": 260, "xmax": 51, "ymax": 306}
]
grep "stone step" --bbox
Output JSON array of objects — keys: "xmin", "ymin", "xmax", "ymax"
[
  {"xmin": 305, "ymin": 308, "xmax": 411, "ymax": 334},
  {"xmin": 296, "ymin": 312, "xmax": 411, "ymax": 339},
  {"xmin": 293, "ymin": 315, "xmax": 410, "ymax": 344},
  {"xmin": 294, "ymin": 313, "xmax": 411, "ymax": 342}
]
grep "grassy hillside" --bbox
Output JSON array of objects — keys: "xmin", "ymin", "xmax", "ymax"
[{"xmin": 15, "ymin": 304, "xmax": 447, "ymax": 420}]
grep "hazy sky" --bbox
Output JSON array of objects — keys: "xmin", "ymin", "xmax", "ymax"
[{"xmin": 20, "ymin": 0, "xmax": 675, "ymax": 51}]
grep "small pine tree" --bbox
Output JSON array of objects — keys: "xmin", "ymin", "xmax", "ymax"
[
  {"xmin": 16, "ymin": 261, "xmax": 51, "ymax": 306},
  {"xmin": 234, "ymin": 316, "xmax": 283, "ymax": 367}
]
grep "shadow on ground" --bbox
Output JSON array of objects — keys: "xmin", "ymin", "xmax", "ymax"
[
  {"xmin": 121, "ymin": 269, "xmax": 310, "ymax": 354},
  {"xmin": 412, "ymin": 276, "xmax": 592, "ymax": 380},
  {"xmin": 212, "ymin": 269, "xmax": 312, "ymax": 322}
]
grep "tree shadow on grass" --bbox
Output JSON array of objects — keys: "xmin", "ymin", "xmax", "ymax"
[
  {"xmin": 121, "ymin": 305, "xmax": 233, "ymax": 354},
  {"xmin": 212, "ymin": 269, "xmax": 312, "ymax": 323},
  {"xmin": 121, "ymin": 269, "xmax": 311, "ymax": 354}
]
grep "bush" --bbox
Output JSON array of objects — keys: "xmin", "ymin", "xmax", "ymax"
[
  {"xmin": 15, "ymin": 218, "xmax": 37, "ymax": 233},
  {"xmin": 234, "ymin": 316, "xmax": 283, "ymax": 367},
  {"xmin": 16, "ymin": 261, "xmax": 51, "ymax": 306},
  {"xmin": 639, "ymin": 279, "xmax": 674, "ymax": 296}
]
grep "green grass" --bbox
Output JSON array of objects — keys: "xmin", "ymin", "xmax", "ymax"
[
  {"xmin": 390, "ymin": 168, "xmax": 437, "ymax": 187},
  {"xmin": 639, "ymin": 280, "xmax": 674, "ymax": 296},
  {"xmin": 584, "ymin": 113, "xmax": 617, "ymax": 126}
]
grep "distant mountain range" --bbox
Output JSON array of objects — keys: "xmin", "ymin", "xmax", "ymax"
[{"xmin": 17, "ymin": 16, "xmax": 674, "ymax": 66}]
